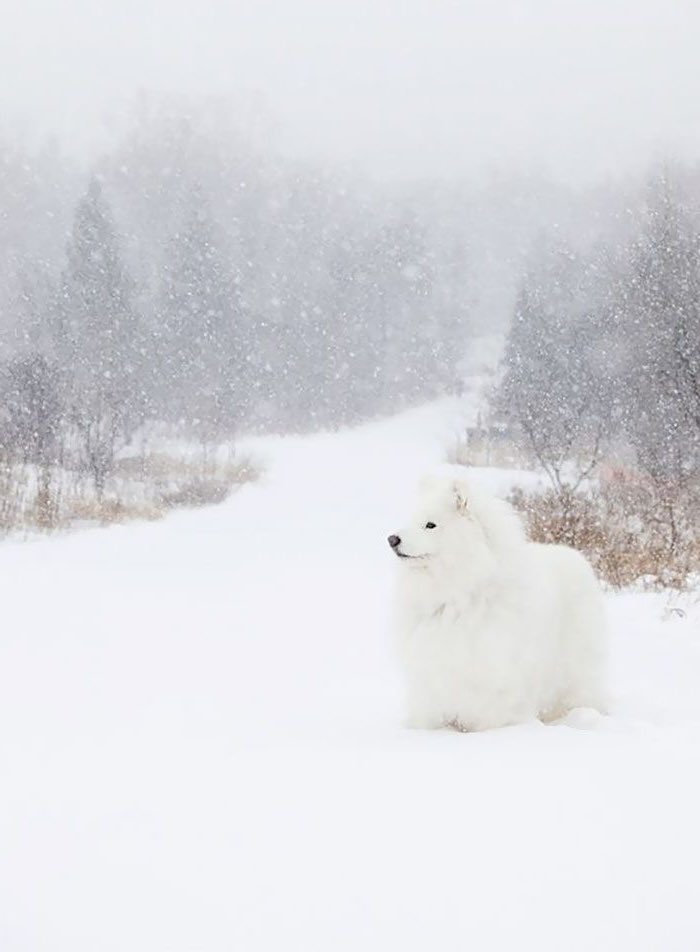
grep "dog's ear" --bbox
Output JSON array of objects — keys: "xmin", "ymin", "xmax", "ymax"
[{"xmin": 453, "ymin": 479, "xmax": 469, "ymax": 513}]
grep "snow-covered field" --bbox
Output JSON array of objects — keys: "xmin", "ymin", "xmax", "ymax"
[{"xmin": 1, "ymin": 401, "xmax": 699, "ymax": 952}]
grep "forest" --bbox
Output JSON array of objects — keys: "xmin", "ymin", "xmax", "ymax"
[{"xmin": 0, "ymin": 95, "xmax": 698, "ymax": 559}]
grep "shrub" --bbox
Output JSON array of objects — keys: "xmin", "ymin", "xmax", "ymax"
[{"xmin": 510, "ymin": 480, "xmax": 700, "ymax": 590}]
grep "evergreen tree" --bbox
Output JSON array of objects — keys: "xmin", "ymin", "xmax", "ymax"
[
  {"xmin": 55, "ymin": 176, "xmax": 144, "ymax": 493},
  {"xmin": 156, "ymin": 188, "xmax": 244, "ymax": 435}
]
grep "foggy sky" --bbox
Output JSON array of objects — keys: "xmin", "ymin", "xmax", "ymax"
[{"xmin": 3, "ymin": 0, "xmax": 699, "ymax": 183}]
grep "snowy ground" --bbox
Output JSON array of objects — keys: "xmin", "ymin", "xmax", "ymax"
[{"xmin": 1, "ymin": 401, "xmax": 699, "ymax": 952}]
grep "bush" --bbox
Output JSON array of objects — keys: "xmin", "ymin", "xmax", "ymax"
[{"xmin": 510, "ymin": 480, "xmax": 700, "ymax": 590}]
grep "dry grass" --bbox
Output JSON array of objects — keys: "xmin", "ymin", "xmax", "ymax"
[
  {"xmin": 0, "ymin": 445, "xmax": 259, "ymax": 538},
  {"xmin": 118, "ymin": 452, "xmax": 259, "ymax": 513},
  {"xmin": 510, "ymin": 483, "xmax": 700, "ymax": 590},
  {"xmin": 62, "ymin": 497, "xmax": 165, "ymax": 526}
]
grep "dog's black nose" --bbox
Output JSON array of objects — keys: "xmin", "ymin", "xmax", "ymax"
[{"xmin": 387, "ymin": 534, "xmax": 401, "ymax": 549}]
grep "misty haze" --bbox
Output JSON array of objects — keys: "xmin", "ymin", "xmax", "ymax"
[{"xmin": 0, "ymin": 3, "xmax": 699, "ymax": 951}]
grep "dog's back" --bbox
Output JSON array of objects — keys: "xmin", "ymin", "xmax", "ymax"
[{"xmin": 527, "ymin": 542, "xmax": 607, "ymax": 716}]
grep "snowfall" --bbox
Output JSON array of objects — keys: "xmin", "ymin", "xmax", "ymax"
[{"xmin": 1, "ymin": 401, "xmax": 699, "ymax": 952}]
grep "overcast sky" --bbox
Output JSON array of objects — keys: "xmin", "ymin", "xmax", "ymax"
[{"xmin": 2, "ymin": 0, "xmax": 699, "ymax": 183}]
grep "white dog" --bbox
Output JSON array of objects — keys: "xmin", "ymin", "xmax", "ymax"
[{"xmin": 389, "ymin": 473, "xmax": 606, "ymax": 731}]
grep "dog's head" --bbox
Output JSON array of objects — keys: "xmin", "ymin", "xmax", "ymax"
[
  {"xmin": 387, "ymin": 475, "xmax": 472, "ymax": 563},
  {"xmin": 387, "ymin": 473, "xmax": 524, "ymax": 576}
]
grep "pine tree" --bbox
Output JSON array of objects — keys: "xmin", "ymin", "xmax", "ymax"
[
  {"xmin": 155, "ymin": 189, "xmax": 244, "ymax": 436},
  {"xmin": 55, "ymin": 177, "xmax": 143, "ymax": 494}
]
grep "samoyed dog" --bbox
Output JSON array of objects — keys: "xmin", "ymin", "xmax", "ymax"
[{"xmin": 389, "ymin": 473, "xmax": 607, "ymax": 731}]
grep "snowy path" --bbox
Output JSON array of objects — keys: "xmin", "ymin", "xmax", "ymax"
[{"xmin": 1, "ymin": 403, "xmax": 699, "ymax": 951}]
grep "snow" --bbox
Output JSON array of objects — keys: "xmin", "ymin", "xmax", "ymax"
[{"xmin": 1, "ymin": 400, "xmax": 699, "ymax": 952}]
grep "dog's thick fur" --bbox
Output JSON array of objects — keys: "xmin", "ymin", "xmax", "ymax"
[{"xmin": 391, "ymin": 474, "xmax": 607, "ymax": 731}]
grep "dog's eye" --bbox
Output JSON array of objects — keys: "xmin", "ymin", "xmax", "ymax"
[{"xmin": 425, "ymin": 521, "xmax": 436, "ymax": 529}]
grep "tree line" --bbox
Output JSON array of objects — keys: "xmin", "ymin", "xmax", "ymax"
[
  {"xmin": 3, "ymin": 95, "xmax": 700, "ymax": 511},
  {"xmin": 0, "ymin": 96, "xmax": 485, "ymax": 496}
]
